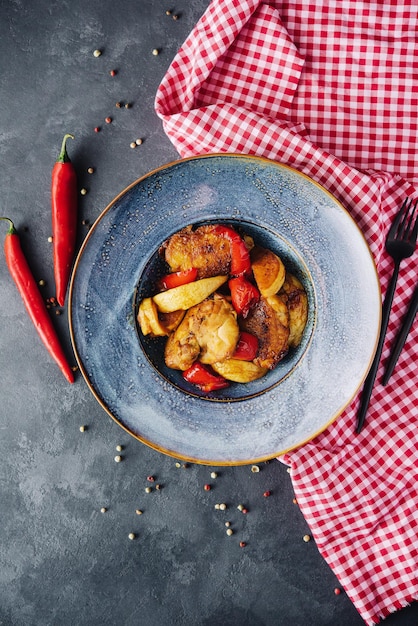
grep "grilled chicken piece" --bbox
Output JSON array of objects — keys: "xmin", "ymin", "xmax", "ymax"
[
  {"xmin": 162, "ymin": 225, "xmax": 232, "ymax": 279},
  {"xmin": 164, "ymin": 294, "xmax": 239, "ymax": 370},
  {"xmin": 241, "ymin": 295, "xmax": 289, "ymax": 369}
]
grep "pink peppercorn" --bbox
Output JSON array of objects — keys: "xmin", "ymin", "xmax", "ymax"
[
  {"xmin": 334, "ymin": 588, "xmax": 341, "ymax": 595},
  {"xmin": 105, "ymin": 116, "xmax": 112, "ymax": 124},
  {"xmin": 241, "ymin": 507, "xmax": 248, "ymax": 514},
  {"xmin": 203, "ymin": 484, "xmax": 211, "ymax": 491},
  {"xmin": 239, "ymin": 541, "xmax": 246, "ymax": 548},
  {"xmin": 263, "ymin": 490, "xmax": 271, "ymax": 497},
  {"xmin": 147, "ymin": 475, "xmax": 155, "ymax": 482},
  {"xmin": 110, "ymin": 69, "xmax": 117, "ymax": 76},
  {"xmin": 94, "ymin": 126, "xmax": 101, "ymax": 133}
]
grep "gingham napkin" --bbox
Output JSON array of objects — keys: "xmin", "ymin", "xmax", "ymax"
[{"xmin": 154, "ymin": 1, "xmax": 418, "ymax": 624}]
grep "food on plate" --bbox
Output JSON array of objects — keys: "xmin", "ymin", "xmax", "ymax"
[
  {"xmin": 137, "ymin": 297, "xmax": 168, "ymax": 337},
  {"xmin": 240, "ymin": 295, "xmax": 290, "ymax": 369},
  {"xmin": 153, "ymin": 275, "xmax": 227, "ymax": 313},
  {"xmin": 137, "ymin": 223, "xmax": 308, "ymax": 392},
  {"xmin": 165, "ymin": 294, "xmax": 239, "ymax": 370},
  {"xmin": 279, "ymin": 274, "xmax": 308, "ymax": 348},
  {"xmin": 211, "ymin": 358, "xmax": 268, "ymax": 383},
  {"xmin": 251, "ymin": 246, "xmax": 286, "ymax": 297},
  {"xmin": 163, "ymin": 224, "xmax": 232, "ymax": 278}
]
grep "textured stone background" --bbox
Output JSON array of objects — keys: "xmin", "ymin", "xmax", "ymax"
[{"xmin": 0, "ymin": 1, "xmax": 417, "ymax": 625}]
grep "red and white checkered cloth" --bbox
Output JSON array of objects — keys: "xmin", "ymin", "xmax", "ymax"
[{"xmin": 155, "ymin": 1, "xmax": 418, "ymax": 624}]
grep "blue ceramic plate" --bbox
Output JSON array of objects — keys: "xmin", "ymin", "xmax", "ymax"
[{"xmin": 69, "ymin": 154, "xmax": 380, "ymax": 465}]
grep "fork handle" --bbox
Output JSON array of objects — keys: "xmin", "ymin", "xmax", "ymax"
[
  {"xmin": 382, "ymin": 284, "xmax": 418, "ymax": 385},
  {"xmin": 356, "ymin": 261, "xmax": 400, "ymax": 434}
]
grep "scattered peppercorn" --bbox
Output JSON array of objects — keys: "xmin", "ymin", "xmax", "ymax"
[
  {"xmin": 80, "ymin": 188, "xmax": 87, "ymax": 196},
  {"xmin": 38, "ymin": 279, "xmax": 46, "ymax": 287},
  {"xmin": 55, "ymin": 309, "xmax": 61, "ymax": 316},
  {"xmin": 292, "ymin": 498, "xmax": 298, "ymax": 504},
  {"xmin": 175, "ymin": 462, "xmax": 181, "ymax": 468},
  {"xmin": 145, "ymin": 487, "xmax": 152, "ymax": 493},
  {"xmin": 135, "ymin": 509, "xmax": 143, "ymax": 515},
  {"xmin": 155, "ymin": 484, "xmax": 162, "ymax": 490},
  {"xmin": 224, "ymin": 522, "xmax": 231, "ymax": 528},
  {"xmin": 251, "ymin": 465, "xmax": 260, "ymax": 473},
  {"xmin": 172, "ymin": 14, "xmax": 179, "ymax": 20},
  {"xmin": 100, "ymin": 507, "xmax": 107, "ymax": 513},
  {"xmin": 128, "ymin": 533, "xmax": 136, "ymax": 540},
  {"xmin": 237, "ymin": 504, "xmax": 244, "ymax": 511},
  {"xmin": 226, "ymin": 528, "xmax": 233, "ymax": 536},
  {"xmin": 152, "ymin": 48, "xmax": 159, "ymax": 56},
  {"xmin": 48, "ymin": 236, "xmax": 53, "ymax": 243},
  {"xmin": 87, "ymin": 167, "xmax": 94, "ymax": 174},
  {"xmin": 130, "ymin": 142, "xmax": 136, "ymax": 149},
  {"xmin": 93, "ymin": 49, "xmax": 102, "ymax": 57},
  {"xmin": 303, "ymin": 534, "xmax": 311, "ymax": 542},
  {"xmin": 114, "ymin": 455, "xmax": 122, "ymax": 463},
  {"xmin": 116, "ymin": 445, "xmax": 123, "ymax": 452},
  {"xmin": 219, "ymin": 503, "xmax": 227, "ymax": 511},
  {"xmin": 79, "ymin": 425, "xmax": 87, "ymax": 432},
  {"xmin": 210, "ymin": 472, "xmax": 218, "ymax": 479},
  {"xmin": 165, "ymin": 9, "xmax": 172, "ymax": 15},
  {"xmin": 135, "ymin": 138, "xmax": 143, "ymax": 145}
]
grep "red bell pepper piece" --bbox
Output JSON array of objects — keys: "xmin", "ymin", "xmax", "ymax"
[
  {"xmin": 0, "ymin": 218, "xmax": 74, "ymax": 383},
  {"xmin": 51, "ymin": 133, "xmax": 78, "ymax": 307},
  {"xmin": 233, "ymin": 332, "xmax": 259, "ymax": 361},
  {"xmin": 228, "ymin": 276, "xmax": 260, "ymax": 317},
  {"xmin": 183, "ymin": 362, "xmax": 229, "ymax": 392},
  {"xmin": 158, "ymin": 267, "xmax": 198, "ymax": 290},
  {"xmin": 213, "ymin": 225, "xmax": 251, "ymax": 276}
]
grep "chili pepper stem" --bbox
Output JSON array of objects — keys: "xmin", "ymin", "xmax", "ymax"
[
  {"xmin": 57, "ymin": 133, "xmax": 75, "ymax": 163},
  {"xmin": 0, "ymin": 217, "xmax": 16, "ymax": 234}
]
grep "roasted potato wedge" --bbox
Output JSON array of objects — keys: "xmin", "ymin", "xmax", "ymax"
[
  {"xmin": 251, "ymin": 246, "xmax": 286, "ymax": 296},
  {"xmin": 212, "ymin": 359, "xmax": 268, "ymax": 383},
  {"xmin": 137, "ymin": 297, "xmax": 168, "ymax": 337},
  {"xmin": 279, "ymin": 274, "xmax": 308, "ymax": 347},
  {"xmin": 159, "ymin": 310, "xmax": 185, "ymax": 333},
  {"xmin": 153, "ymin": 275, "xmax": 228, "ymax": 313}
]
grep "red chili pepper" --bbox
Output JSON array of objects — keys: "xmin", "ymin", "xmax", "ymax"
[
  {"xmin": 158, "ymin": 267, "xmax": 198, "ymax": 291},
  {"xmin": 51, "ymin": 133, "xmax": 78, "ymax": 307},
  {"xmin": 232, "ymin": 331, "xmax": 259, "ymax": 361},
  {"xmin": 0, "ymin": 218, "xmax": 74, "ymax": 383},
  {"xmin": 213, "ymin": 225, "xmax": 251, "ymax": 276},
  {"xmin": 228, "ymin": 276, "xmax": 260, "ymax": 317},
  {"xmin": 183, "ymin": 361, "xmax": 229, "ymax": 392}
]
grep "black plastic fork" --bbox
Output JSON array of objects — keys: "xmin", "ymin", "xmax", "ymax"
[{"xmin": 356, "ymin": 197, "xmax": 418, "ymax": 434}]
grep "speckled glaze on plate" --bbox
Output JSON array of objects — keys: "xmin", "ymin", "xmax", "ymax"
[{"xmin": 68, "ymin": 154, "xmax": 380, "ymax": 465}]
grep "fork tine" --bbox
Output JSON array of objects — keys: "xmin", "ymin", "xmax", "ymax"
[
  {"xmin": 399, "ymin": 198, "xmax": 417, "ymax": 239},
  {"xmin": 410, "ymin": 201, "xmax": 418, "ymax": 242},
  {"xmin": 388, "ymin": 198, "xmax": 410, "ymax": 238}
]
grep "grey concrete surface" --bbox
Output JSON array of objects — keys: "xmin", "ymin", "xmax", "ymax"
[{"xmin": 0, "ymin": 1, "xmax": 417, "ymax": 625}]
